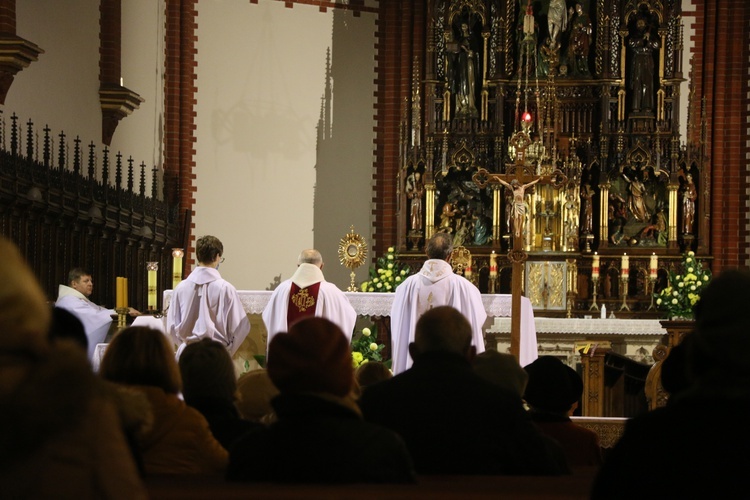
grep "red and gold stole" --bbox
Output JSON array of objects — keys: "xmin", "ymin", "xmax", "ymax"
[{"xmin": 287, "ymin": 282, "xmax": 321, "ymax": 326}]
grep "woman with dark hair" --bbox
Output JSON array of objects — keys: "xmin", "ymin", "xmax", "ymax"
[{"xmin": 100, "ymin": 327, "xmax": 228, "ymax": 475}]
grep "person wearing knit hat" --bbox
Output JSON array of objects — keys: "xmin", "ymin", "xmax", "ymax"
[
  {"xmin": 593, "ymin": 269, "xmax": 750, "ymax": 498},
  {"xmin": 523, "ymin": 356, "xmax": 602, "ymax": 467},
  {"xmin": 227, "ymin": 317, "xmax": 415, "ymax": 484}
]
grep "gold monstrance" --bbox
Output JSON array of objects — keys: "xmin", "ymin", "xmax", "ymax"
[{"xmin": 338, "ymin": 226, "xmax": 368, "ymax": 292}]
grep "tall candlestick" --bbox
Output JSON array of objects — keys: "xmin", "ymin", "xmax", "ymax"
[
  {"xmin": 592, "ymin": 252, "xmax": 600, "ymax": 279},
  {"xmin": 489, "ymin": 251, "xmax": 497, "ymax": 278},
  {"xmin": 172, "ymin": 248, "xmax": 184, "ymax": 289},
  {"xmin": 147, "ymin": 262, "xmax": 159, "ymax": 311},
  {"xmin": 650, "ymin": 253, "xmax": 658, "ymax": 278},
  {"xmin": 621, "ymin": 253, "xmax": 629, "ymax": 278}
]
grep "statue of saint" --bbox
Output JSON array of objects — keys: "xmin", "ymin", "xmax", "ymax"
[
  {"xmin": 682, "ymin": 174, "xmax": 697, "ymax": 234},
  {"xmin": 439, "ymin": 201, "xmax": 458, "ymax": 234},
  {"xmin": 628, "ymin": 18, "xmax": 660, "ymax": 112},
  {"xmin": 622, "ymin": 173, "xmax": 650, "ymax": 223},
  {"xmin": 580, "ymin": 184, "xmax": 595, "ymax": 234},
  {"xmin": 567, "ymin": 2, "xmax": 592, "ymax": 76},
  {"xmin": 406, "ymin": 172, "xmax": 424, "ymax": 232},
  {"xmin": 547, "ymin": 0, "xmax": 568, "ymax": 46},
  {"xmin": 450, "ymin": 22, "xmax": 479, "ymax": 118}
]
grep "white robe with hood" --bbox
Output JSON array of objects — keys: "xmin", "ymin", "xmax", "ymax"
[
  {"xmin": 166, "ymin": 266, "xmax": 250, "ymax": 358},
  {"xmin": 390, "ymin": 259, "xmax": 487, "ymax": 374}
]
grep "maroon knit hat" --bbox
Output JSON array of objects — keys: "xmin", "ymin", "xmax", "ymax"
[{"xmin": 267, "ymin": 317, "xmax": 353, "ymax": 397}]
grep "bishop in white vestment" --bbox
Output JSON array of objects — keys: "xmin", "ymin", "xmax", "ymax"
[
  {"xmin": 262, "ymin": 249, "xmax": 356, "ymax": 358},
  {"xmin": 390, "ymin": 233, "xmax": 487, "ymax": 374},
  {"xmin": 167, "ymin": 235, "xmax": 250, "ymax": 358}
]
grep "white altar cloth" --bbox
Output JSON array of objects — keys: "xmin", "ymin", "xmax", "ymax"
[
  {"xmin": 489, "ymin": 317, "xmax": 665, "ymax": 336},
  {"xmin": 163, "ymin": 290, "xmax": 538, "ymax": 365}
]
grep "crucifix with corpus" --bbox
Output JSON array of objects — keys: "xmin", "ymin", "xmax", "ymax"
[{"xmin": 472, "ymin": 120, "xmax": 567, "ymax": 361}]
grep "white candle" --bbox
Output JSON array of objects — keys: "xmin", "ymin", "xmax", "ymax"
[
  {"xmin": 172, "ymin": 248, "xmax": 184, "ymax": 289},
  {"xmin": 621, "ymin": 253, "xmax": 629, "ymax": 278},
  {"xmin": 489, "ymin": 251, "xmax": 497, "ymax": 278},
  {"xmin": 464, "ymin": 257, "xmax": 472, "ymax": 279},
  {"xmin": 147, "ymin": 262, "xmax": 159, "ymax": 310},
  {"xmin": 592, "ymin": 252, "xmax": 600, "ymax": 279},
  {"xmin": 650, "ymin": 253, "xmax": 658, "ymax": 279}
]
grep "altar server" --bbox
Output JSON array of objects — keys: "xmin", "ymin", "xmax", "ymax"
[
  {"xmin": 262, "ymin": 249, "xmax": 356, "ymax": 358},
  {"xmin": 389, "ymin": 232, "xmax": 486, "ymax": 374},
  {"xmin": 167, "ymin": 235, "xmax": 250, "ymax": 358},
  {"xmin": 56, "ymin": 268, "xmax": 140, "ymax": 359}
]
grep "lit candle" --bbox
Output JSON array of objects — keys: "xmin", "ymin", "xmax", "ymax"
[
  {"xmin": 464, "ymin": 257, "xmax": 472, "ymax": 279},
  {"xmin": 147, "ymin": 262, "xmax": 159, "ymax": 311},
  {"xmin": 650, "ymin": 253, "xmax": 658, "ymax": 279},
  {"xmin": 490, "ymin": 251, "xmax": 497, "ymax": 278},
  {"xmin": 592, "ymin": 252, "xmax": 600, "ymax": 280},
  {"xmin": 172, "ymin": 248, "xmax": 184, "ymax": 289},
  {"xmin": 621, "ymin": 253, "xmax": 629, "ymax": 278}
]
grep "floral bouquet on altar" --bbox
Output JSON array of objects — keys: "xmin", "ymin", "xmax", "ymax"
[
  {"xmin": 351, "ymin": 326, "xmax": 388, "ymax": 368},
  {"xmin": 360, "ymin": 246, "xmax": 410, "ymax": 293},
  {"xmin": 655, "ymin": 251, "xmax": 712, "ymax": 320}
]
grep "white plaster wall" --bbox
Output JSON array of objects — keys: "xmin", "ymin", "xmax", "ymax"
[
  {"xmin": 194, "ymin": 0, "xmax": 377, "ymax": 290},
  {"xmin": 8, "ymin": 0, "xmax": 163, "ymax": 195}
]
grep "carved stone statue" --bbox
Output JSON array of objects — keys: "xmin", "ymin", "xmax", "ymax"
[
  {"xmin": 567, "ymin": 2, "xmax": 592, "ymax": 76},
  {"xmin": 547, "ymin": 0, "xmax": 568, "ymax": 46},
  {"xmin": 580, "ymin": 183, "xmax": 595, "ymax": 234}
]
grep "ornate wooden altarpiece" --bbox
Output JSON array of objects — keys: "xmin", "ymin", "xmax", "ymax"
[{"xmin": 396, "ymin": 0, "xmax": 706, "ymax": 316}]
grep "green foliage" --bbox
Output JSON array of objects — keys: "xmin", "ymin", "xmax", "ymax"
[{"xmin": 351, "ymin": 325, "xmax": 387, "ymax": 368}]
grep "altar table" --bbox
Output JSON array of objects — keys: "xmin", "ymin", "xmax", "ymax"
[{"xmin": 162, "ymin": 291, "xmax": 539, "ymax": 366}]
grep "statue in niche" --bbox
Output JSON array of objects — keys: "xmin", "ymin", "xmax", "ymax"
[
  {"xmin": 406, "ymin": 171, "xmax": 424, "ymax": 232},
  {"xmin": 472, "ymin": 206, "xmax": 491, "ymax": 245},
  {"xmin": 628, "ymin": 17, "xmax": 660, "ymax": 113},
  {"xmin": 438, "ymin": 201, "xmax": 458, "ymax": 234},
  {"xmin": 567, "ymin": 2, "xmax": 592, "ymax": 76},
  {"xmin": 580, "ymin": 183, "xmax": 595, "ymax": 234},
  {"xmin": 622, "ymin": 172, "xmax": 650, "ymax": 223},
  {"xmin": 448, "ymin": 19, "xmax": 480, "ymax": 118},
  {"xmin": 681, "ymin": 173, "xmax": 697, "ymax": 234},
  {"xmin": 547, "ymin": 0, "xmax": 568, "ymax": 47}
]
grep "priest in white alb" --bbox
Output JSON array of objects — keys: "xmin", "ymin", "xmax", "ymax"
[
  {"xmin": 167, "ymin": 235, "xmax": 250, "ymax": 358},
  {"xmin": 390, "ymin": 232, "xmax": 487, "ymax": 374},
  {"xmin": 56, "ymin": 268, "xmax": 141, "ymax": 359},
  {"xmin": 262, "ymin": 249, "xmax": 356, "ymax": 359}
]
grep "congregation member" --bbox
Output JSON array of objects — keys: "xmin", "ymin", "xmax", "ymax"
[
  {"xmin": 178, "ymin": 338, "xmax": 261, "ymax": 451},
  {"xmin": 235, "ymin": 368, "xmax": 280, "ymax": 424},
  {"xmin": 389, "ymin": 232, "xmax": 486, "ymax": 374},
  {"xmin": 0, "ymin": 237, "xmax": 146, "ymax": 498},
  {"xmin": 355, "ymin": 361, "xmax": 393, "ymax": 394},
  {"xmin": 472, "ymin": 349, "xmax": 529, "ymax": 398},
  {"xmin": 591, "ymin": 269, "xmax": 750, "ymax": 498},
  {"xmin": 523, "ymin": 356, "xmax": 603, "ymax": 467},
  {"xmin": 359, "ymin": 306, "xmax": 563, "ymax": 475},
  {"xmin": 99, "ymin": 326, "xmax": 229, "ymax": 476},
  {"xmin": 167, "ymin": 235, "xmax": 250, "ymax": 358},
  {"xmin": 262, "ymin": 248, "xmax": 356, "ymax": 357},
  {"xmin": 227, "ymin": 317, "xmax": 415, "ymax": 484},
  {"xmin": 56, "ymin": 267, "xmax": 140, "ymax": 359}
]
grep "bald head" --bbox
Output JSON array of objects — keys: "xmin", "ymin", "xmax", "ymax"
[
  {"xmin": 298, "ymin": 249, "xmax": 323, "ymax": 268},
  {"xmin": 411, "ymin": 306, "xmax": 473, "ymax": 359}
]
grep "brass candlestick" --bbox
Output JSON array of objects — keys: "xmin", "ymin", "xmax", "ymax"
[
  {"xmin": 647, "ymin": 276, "xmax": 657, "ymax": 310},
  {"xmin": 619, "ymin": 276, "xmax": 631, "ymax": 311},
  {"xmin": 589, "ymin": 276, "xmax": 600, "ymax": 311},
  {"xmin": 115, "ymin": 307, "xmax": 129, "ymax": 329}
]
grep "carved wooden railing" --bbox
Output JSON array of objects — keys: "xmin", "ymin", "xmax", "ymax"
[
  {"xmin": 0, "ymin": 113, "xmax": 181, "ymax": 312},
  {"xmin": 579, "ymin": 345, "xmax": 650, "ymax": 417}
]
